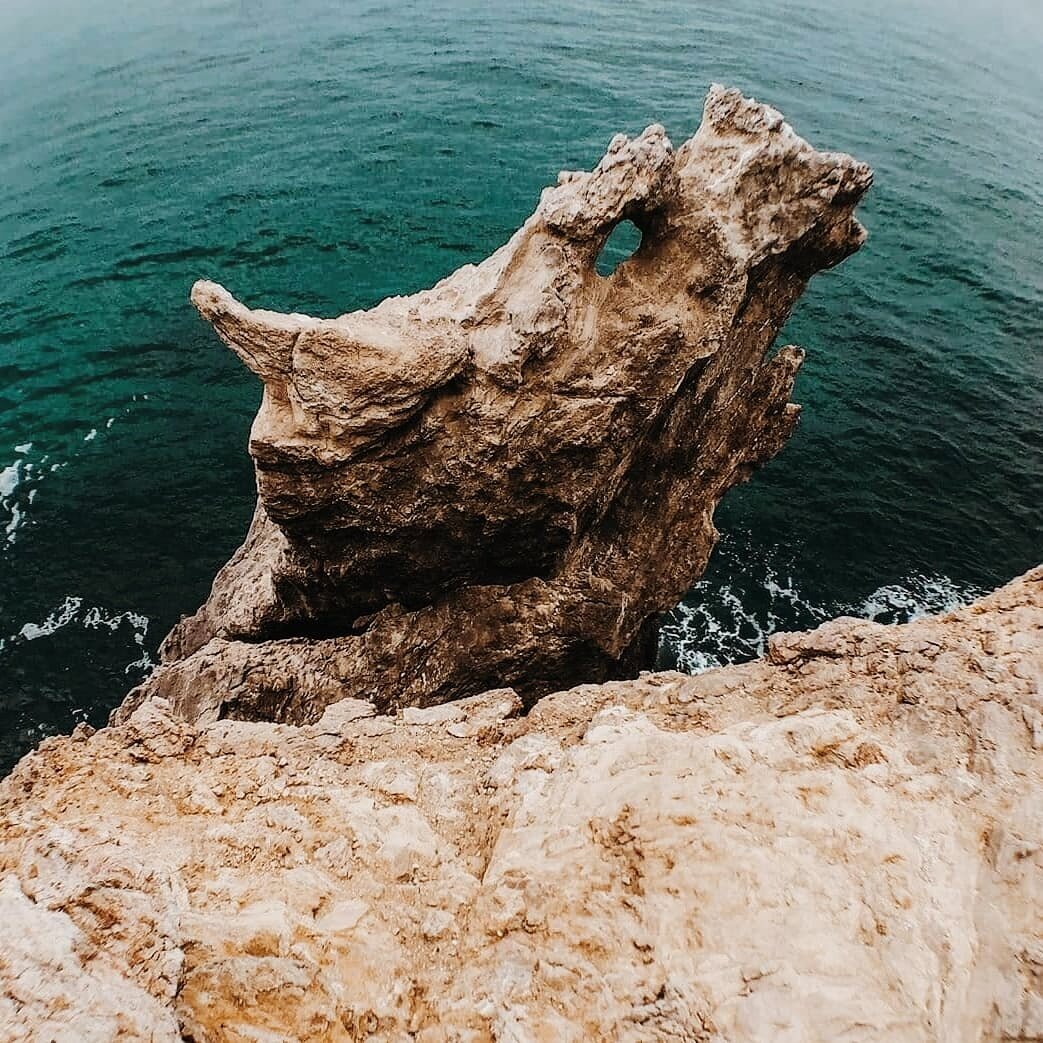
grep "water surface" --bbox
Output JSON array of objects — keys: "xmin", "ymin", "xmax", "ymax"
[{"xmin": 1, "ymin": 0, "xmax": 1040, "ymax": 769}]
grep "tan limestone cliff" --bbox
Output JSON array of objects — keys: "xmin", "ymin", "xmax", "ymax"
[
  {"xmin": 120, "ymin": 85, "xmax": 873, "ymax": 725},
  {"xmin": 3, "ymin": 567, "xmax": 1041, "ymax": 1041}
]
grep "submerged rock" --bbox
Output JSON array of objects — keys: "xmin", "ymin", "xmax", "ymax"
[
  {"xmin": 117, "ymin": 85, "xmax": 872, "ymax": 726},
  {"xmin": 3, "ymin": 569, "xmax": 1041, "ymax": 1040}
]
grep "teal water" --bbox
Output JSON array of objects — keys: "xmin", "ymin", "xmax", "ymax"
[{"xmin": 1, "ymin": 0, "xmax": 1040, "ymax": 769}]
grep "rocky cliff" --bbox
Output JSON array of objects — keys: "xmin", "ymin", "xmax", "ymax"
[
  {"xmin": 2, "ymin": 568, "xmax": 1041, "ymax": 1041},
  {"xmin": 118, "ymin": 85, "xmax": 872, "ymax": 725},
  {"xmin": 5, "ymin": 86, "xmax": 1039, "ymax": 1043}
]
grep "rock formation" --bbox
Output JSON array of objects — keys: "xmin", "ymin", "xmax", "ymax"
[
  {"xmin": 118, "ymin": 85, "xmax": 873, "ymax": 725},
  {"xmin": 3, "ymin": 569, "xmax": 1041, "ymax": 1041}
]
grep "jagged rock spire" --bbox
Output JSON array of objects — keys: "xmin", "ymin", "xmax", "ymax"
[{"xmin": 120, "ymin": 85, "xmax": 872, "ymax": 725}]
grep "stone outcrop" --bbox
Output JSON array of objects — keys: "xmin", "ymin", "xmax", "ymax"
[
  {"xmin": 2, "ymin": 568, "xmax": 1041, "ymax": 1041},
  {"xmin": 119, "ymin": 85, "xmax": 873, "ymax": 725}
]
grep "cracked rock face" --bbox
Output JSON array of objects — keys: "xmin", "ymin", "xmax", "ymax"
[
  {"xmin": 123, "ymin": 85, "xmax": 872, "ymax": 725},
  {"xmin": 3, "ymin": 569, "xmax": 1041, "ymax": 1040}
]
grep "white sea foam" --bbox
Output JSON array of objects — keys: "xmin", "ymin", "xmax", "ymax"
[
  {"xmin": 82, "ymin": 605, "xmax": 150, "ymax": 644},
  {"xmin": 0, "ymin": 461, "xmax": 20, "ymax": 499},
  {"xmin": 1, "ymin": 459, "xmax": 26, "ymax": 544},
  {"xmin": 18, "ymin": 596, "xmax": 83, "ymax": 641},
  {"xmin": 123, "ymin": 648, "xmax": 154, "ymax": 674},
  {"xmin": 859, "ymin": 574, "xmax": 984, "ymax": 623},
  {"xmin": 4, "ymin": 504, "xmax": 22, "ymax": 543},
  {"xmin": 659, "ymin": 540, "xmax": 985, "ymax": 675},
  {"xmin": 1, "ymin": 457, "xmax": 44, "ymax": 545},
  {"xmin": 1, "ymin": 444, "xmax": 42, "ymax": 545},
  {"xmin": 7, "ymin": 597, "xmax": 153, "ymax": 675},
  {"xmin": 1, "ymin": 422, "xmax": 115, "ymax": 547}
]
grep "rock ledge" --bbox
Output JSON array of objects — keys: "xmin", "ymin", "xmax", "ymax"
[{"xmin": 3, "ymin": 567, "xmax": 1041, "ymax": 1041}]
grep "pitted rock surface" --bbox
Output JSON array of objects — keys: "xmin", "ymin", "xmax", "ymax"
[{"xmin": 3, "ymin": 568, "xmax": 1041, "ymax": 1041}]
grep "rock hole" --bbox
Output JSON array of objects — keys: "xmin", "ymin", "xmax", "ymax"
[{"xmin": 595, "ymin": 220, "xmax": 642, "ymax": 276}]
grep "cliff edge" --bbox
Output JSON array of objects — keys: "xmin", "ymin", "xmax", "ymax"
[
  {"xmin": 4, "ymin": 86, "xmax": 1038, "ymax": 1042},
  {"xmin": 2, "ymin": 567, "xmax": 1041, "ymax": 1041}
]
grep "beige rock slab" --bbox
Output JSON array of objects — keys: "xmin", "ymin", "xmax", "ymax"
[{"xmin": 2, "ymin": 567, "xmax": 1040, "ymax": 1041}]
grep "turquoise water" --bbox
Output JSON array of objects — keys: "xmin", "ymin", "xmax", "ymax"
[{"xmin": 1, "ymin": 0, "xmax": 1040, "ymax": 769}]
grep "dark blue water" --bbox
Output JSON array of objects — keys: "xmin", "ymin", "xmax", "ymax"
[{"xmin": 1, "ymin": 0, "xmax": 1041, "ymax": 768}]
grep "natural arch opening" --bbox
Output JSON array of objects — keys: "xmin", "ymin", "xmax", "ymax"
[{"xmin": 595, "ymin": 220, "xmax": 642, "ymax": 276}]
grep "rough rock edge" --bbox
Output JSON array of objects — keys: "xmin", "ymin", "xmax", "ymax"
[
  {"xmin": 118, "ymin": 84, "xmax": 873, "ymax": 725},
  {"xmin": 3, "ymin": 566, "xmax": 1041, "ymax": 1041}
]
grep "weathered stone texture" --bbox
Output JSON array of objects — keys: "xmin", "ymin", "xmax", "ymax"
[
  {"xmin": 3, "ymin": 568, "xmax": 1041, "ymax": 1041},
  {"xmin": 121, "ymin": 85, "xmax": 872, "ymax": 725}
]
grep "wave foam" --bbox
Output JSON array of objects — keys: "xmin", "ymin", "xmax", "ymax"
[
  {"xmin": 1, "ymin": 455, "xmax": 30, "ymax": 545},
  {"xmin": 17, "ymin": 596, "xmax": 84, "ymax": 640},
  {"xmin": 858, "ymin": 574, "xmax": 985, "ymax": 623},
  {"xmin": 7, "ymin": 597, "xmax": 153, "ymax": 676},
  {"xmin": 0, "ymin": 421, "xmax": 118, "ymax": 547},
  {"xmin": 658, "ymin": 537, "xmax": 985, "ymax": 675}
]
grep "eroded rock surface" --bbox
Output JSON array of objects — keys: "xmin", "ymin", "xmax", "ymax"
[
  {"xmin": 122, "ymin": 85, "xmax": 873, "ymax": 725},
  {"xmin": 4, "ymin": 568, "xmax": 1041, "ymax": 1041}
]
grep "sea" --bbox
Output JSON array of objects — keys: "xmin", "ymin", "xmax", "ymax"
[{"xmin": 1, "ymin": 0, "xmax": 1040, "ymax": 771}]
